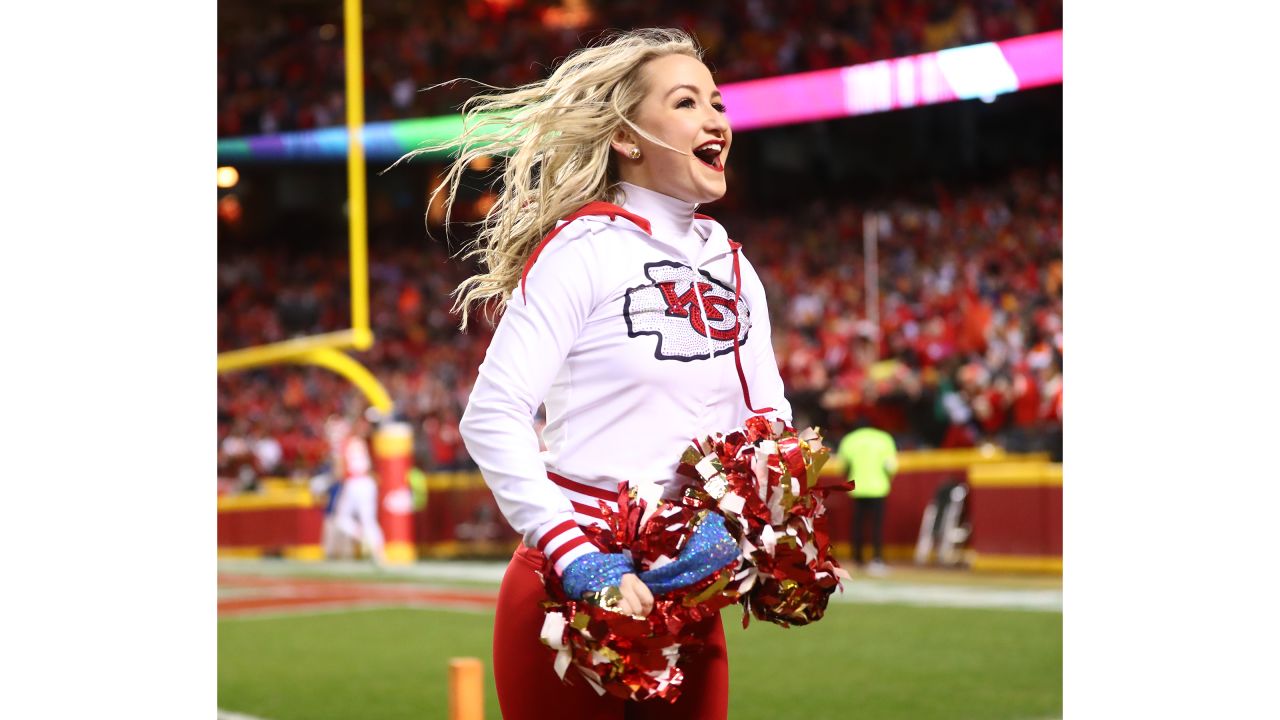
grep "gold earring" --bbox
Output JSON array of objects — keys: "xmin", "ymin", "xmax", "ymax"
[{"xmin": 628, "ymin": 147, "xmax": 641, "ymax": 160}]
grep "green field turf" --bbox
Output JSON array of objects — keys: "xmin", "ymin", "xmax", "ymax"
[{"xmin": 219, "ymin": 601, "xmax": 1061, "ymax": 720}]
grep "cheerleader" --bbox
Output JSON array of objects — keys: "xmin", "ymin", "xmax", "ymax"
[{"xmin": 412, "ymin": 28, "xmax": 793, "ymax": 719}]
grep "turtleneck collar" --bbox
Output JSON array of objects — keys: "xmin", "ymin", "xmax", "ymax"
[{"xmin": 615, "ymin": 181, "xmax": 703, "ymax": 242}]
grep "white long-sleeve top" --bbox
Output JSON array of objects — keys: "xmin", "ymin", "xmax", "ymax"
[{"xmin": 459, "ymin": 182, "xmax": 793, "ymax": 574}]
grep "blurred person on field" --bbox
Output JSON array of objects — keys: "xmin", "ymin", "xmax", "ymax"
[
  {"xmin": 326, "ymin": 415, "xmax": 385, "ymax": 565},
  {"xmin": 308, "ymin": 457, "xmax": 349, "ymax": 560},
  {"xmin": 837, "ymin": 417, "xmax": 899, "ymax": 576}
]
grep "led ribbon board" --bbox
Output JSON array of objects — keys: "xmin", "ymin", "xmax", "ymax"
[{"xmin": 217, "ymin": 30, "xmax": 1061, "ymax": 162}]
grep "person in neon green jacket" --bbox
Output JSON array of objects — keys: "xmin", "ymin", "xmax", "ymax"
[
  {"xmin": 836, "ymin": 420, "xmax": 899, "ymax": 576},
  {"xmin": 407, "ymin": 466, "xmax": 429, "ymax": 513}
]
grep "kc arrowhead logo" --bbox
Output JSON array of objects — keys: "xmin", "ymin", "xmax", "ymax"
[{"xmin": 624, "ymin": 261, "xmax": 752, "ymax": 361}]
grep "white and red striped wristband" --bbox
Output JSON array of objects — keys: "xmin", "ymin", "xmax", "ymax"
[{"xmin": 531, "ymin": 516, "xmax": 597, "ymax": 575}]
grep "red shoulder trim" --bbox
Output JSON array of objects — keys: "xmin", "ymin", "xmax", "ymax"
[
  {"xmin": 574, "ymin": 201, "xmax": 652, "ymax": 236},
  {"xmin": 519, "ymin": 202, "xmax": 652, "ymax": 303},
  {"xmin": 693, "ymin": 212, "xmax": 716, "ymax": 221}
]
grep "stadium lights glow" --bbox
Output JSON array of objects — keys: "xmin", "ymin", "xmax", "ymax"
[
  {"xmin": 217, "ymin": 165, "xmax": 240, "ymax": 188},
  {"xmin": 217, "ymin": 30, "xmax": 1061, "ymax": 163}
]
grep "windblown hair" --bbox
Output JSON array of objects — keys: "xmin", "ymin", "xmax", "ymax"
[{"xmin": 400, "ymin": 28, "xmax": 704, "ymax": 330}]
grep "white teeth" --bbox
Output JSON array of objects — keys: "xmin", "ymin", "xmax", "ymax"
[{"xmin": 697, "ymin": 142, "xmax": 723, "ymax": 153}]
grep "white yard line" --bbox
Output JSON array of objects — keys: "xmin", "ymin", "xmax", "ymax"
[
  {"xmin": 218, "ymin": 558, "xmax": 508, "ymax": 583},
  {"xmin": 217, "ymin": 709, "xmax": 271, "ymax": 720},
  {"xmin": 831, "ymin": 582, "xmax": 1063, "ymax": 613},
  {"xmin": 219, "ymin": 559, "xmax": 1061, "ymax": 613},
  {"xmin": 219, "ymin": 600, "xmax": 496, "ymax": 622}
]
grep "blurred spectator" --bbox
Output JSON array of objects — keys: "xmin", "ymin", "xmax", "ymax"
[
  {"xmin": 251, "ymin": 431, "xmax": 283, "ymax": 477},
  {"xmin": 219, "ymin": 418, "xmax": 259, "ymax": 493}
]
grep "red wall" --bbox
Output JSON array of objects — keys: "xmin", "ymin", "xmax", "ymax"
[
  {"xmin": 218, "ymin": 507, "xmax": 323, "ymax": 549},
  {"xmin": 969, "ymin": 485, "xmax": 1062, "ymax": 557},
  {"xmin": 413, "ymin": 487, "xmax": 521, "ymax": 547}
]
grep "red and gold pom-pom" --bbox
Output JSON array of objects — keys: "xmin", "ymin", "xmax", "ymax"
[
  {"xmin": 539, "ymin": 483, "xmax": 739, "ymax": 702},
  {"xmin": 679, "ymin": 418, "xmax": 851, "ymax": 627},
  {"xmin": 538, "ymin": 418, "xmax": 851, "ymax": 701}
]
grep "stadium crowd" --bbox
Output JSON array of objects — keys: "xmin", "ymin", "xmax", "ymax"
[
  {"xmin": 218, "ymin": 0, "xmax": 1063, "ymax": 136},
  {"xmin": 217, "ymin": 164, "xmax": 1062, "ymax": 489}
]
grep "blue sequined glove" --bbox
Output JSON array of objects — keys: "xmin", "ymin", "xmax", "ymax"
[
  {"xmin": 561, "ymin": 551, "xmax": 635, "ymax": 601},
  {"xmin": 637, "ymin": 512, "xmax": 740, "ymax": 596}
]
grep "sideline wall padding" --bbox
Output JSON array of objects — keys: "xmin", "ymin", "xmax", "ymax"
[{"xmin": 216, "ymin": 449, "xmax": 1061, "ymax": 572}]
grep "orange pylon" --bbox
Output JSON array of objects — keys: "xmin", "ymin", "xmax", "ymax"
[{"xmin": 448, "ymin": 657, "xmax": 484, "ymax": 720}]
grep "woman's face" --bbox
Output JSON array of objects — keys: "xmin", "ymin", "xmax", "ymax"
[{"xmin": 614, "ymin": 53, "xmax": 732, "ymax": 204}]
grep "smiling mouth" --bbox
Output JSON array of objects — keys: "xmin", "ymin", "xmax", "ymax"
[{"xmin": 693, "ymin": 141, "xmax": 725, "ymax": 172}]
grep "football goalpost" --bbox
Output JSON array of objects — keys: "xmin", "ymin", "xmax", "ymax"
[{"xmin": 216, "ymin": 0, "xmax": 386, "ymax": 411}]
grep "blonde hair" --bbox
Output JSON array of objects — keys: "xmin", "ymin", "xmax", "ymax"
[{"xmin": 399, "ymin": 28, "xmax": 704, "ymax": 330}]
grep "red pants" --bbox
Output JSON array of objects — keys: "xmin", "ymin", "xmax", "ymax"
[{"xmin": 493, "ymin": 545, "xmax": 729, "ymax": 720}]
